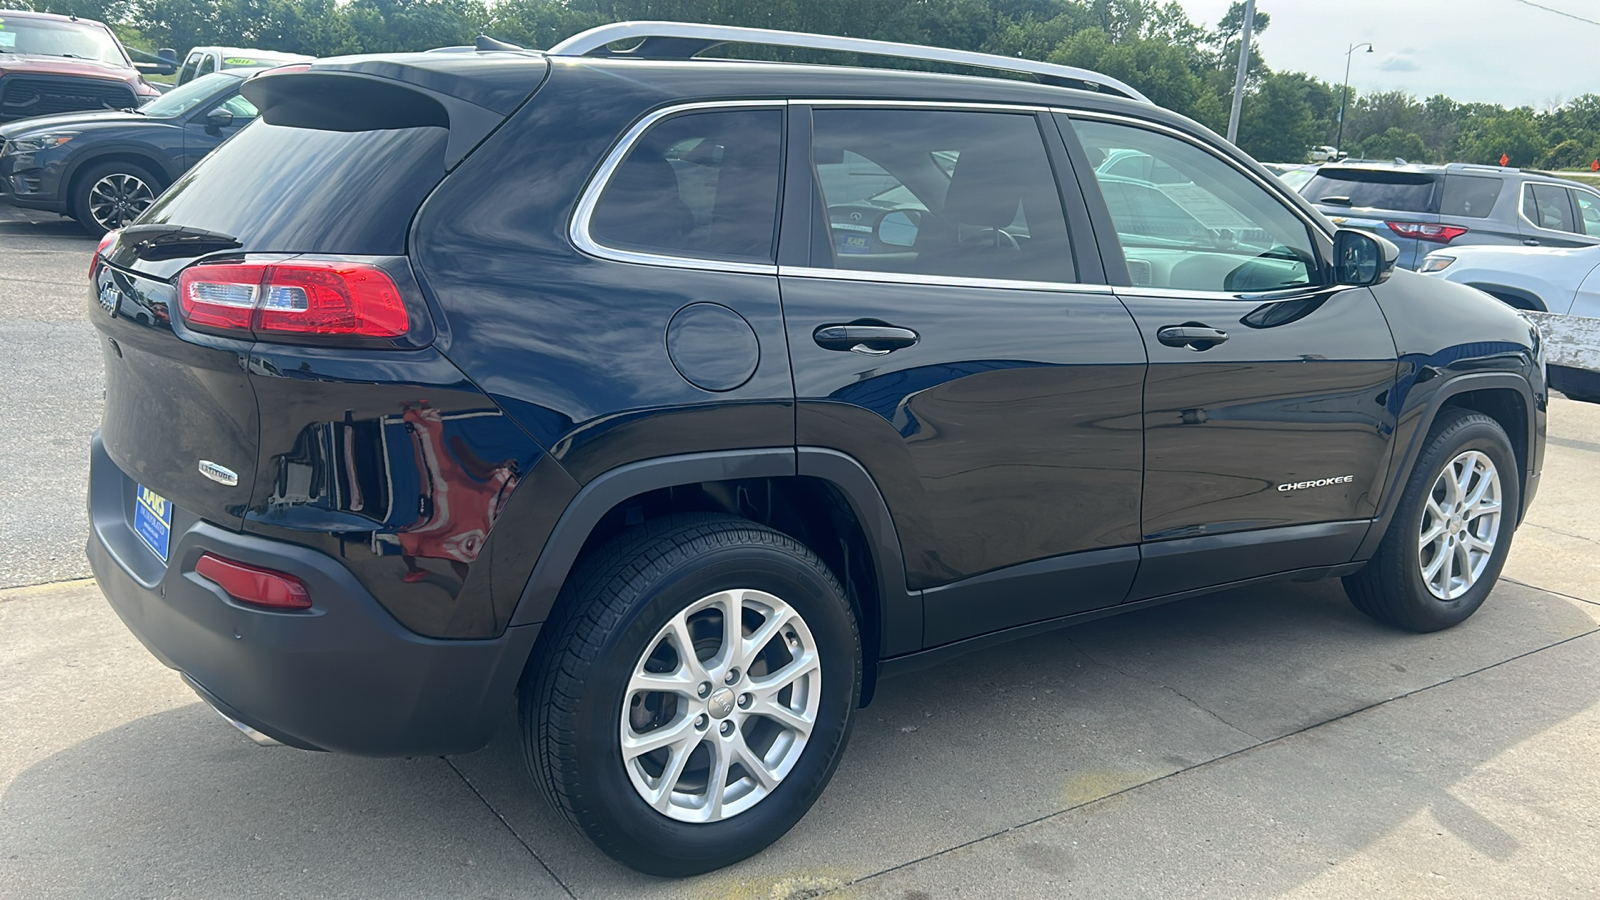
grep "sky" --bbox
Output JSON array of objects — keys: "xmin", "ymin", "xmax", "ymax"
[{"xmin": 1173, "ymin": 0, "xmax": 1600, "ymax": 109}]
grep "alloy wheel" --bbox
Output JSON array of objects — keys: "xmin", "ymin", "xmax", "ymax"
[
  {"xmin": 1417, "ymin": 449, "xmax": 1502, "ymax": 601},
  {"xmin": 87, "ymin": 173, "xmax": 156, "ymax": 230},
  {"xmin": 620, "ymin": 588, "xmax": 821, "ymax": 823}
]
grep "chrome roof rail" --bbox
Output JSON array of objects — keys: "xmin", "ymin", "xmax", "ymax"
[{"xmin": 548, "ymin": 21, "xmax": 1152, "ymax": 104}]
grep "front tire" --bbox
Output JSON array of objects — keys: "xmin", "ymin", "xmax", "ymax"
[
  {"xmin": 1344, "ymin": 410, "xmax": 1520, "ymax": 632},
  {"xmin": 71, "ymin": 161, "xmax": 163, "ymax": 236},
  {"xmin": 521, "ymin": 514, "xmax": 860, "ymax": 876}
]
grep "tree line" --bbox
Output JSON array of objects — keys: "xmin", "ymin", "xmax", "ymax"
[{"xmin": 21, "ymin": 0, "xmax": 1600, "ymax": 169}]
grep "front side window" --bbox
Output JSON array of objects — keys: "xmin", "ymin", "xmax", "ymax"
[
  {"xmin": 141, "ymin": 73, "xmax": 239, "ymax": 118},
  {"xmin": 1524, "ymin": 184, "xmax": 1577, "ymax": 233},
  {"xmin": 808, "ymin": 108, "xmax": 1074, "ymax": 283},
  {"xmin": 1074, "ymin": 118, "xmax": 1318, "ymax": 294},
  {"xmin": 589, "ymin": 108, "xmax": 783, "ymax": 265}
]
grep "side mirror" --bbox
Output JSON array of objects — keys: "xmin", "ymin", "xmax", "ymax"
[
  {"xmin": 158, "ymin": 48, "xmax": 178, "ymax": 74},
  {"xmin": 1333, "ymin": 228, "xmax": 1398, "ymax": 287},
  {"xmin": 877, "ymin": 210, "xmax": 921, "ymax": 248},
  {"xmin": 205, "ymin": 108, "xmax": 235, "ymax": 129}
]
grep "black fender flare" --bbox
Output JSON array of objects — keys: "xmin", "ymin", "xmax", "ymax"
[
  {"xmin": 1354, "ymin": 371, "xmax": 1539, "ymax": 561},
  {"xmin": 506, "ymin": 447, "xmax": 921, "ymax": 661},
  {"xmin": 1466, "ymin": 283, "xmax": 1548, "ymax": 312}
]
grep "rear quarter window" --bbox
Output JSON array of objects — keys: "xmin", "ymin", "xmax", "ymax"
[
  {"xmin": 1441, "ymin": 175, "xmax": 1503, "ymax": 218},
  {"xmin": 139, "ymin": 120, "xmax": 448, "ymax": 254},
  {"xmin": 1303, "ymin": 169, "xmax": 1439, "ymax": 213}
]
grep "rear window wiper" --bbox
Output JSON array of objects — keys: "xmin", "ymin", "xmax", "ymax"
[
  {"xmin": 1319, "ymin": 196, "xmax": 1354, "ymax": 207},
  {"xmin": 119, "ymin": 224, "xmax": 242, "ymax": 261}
]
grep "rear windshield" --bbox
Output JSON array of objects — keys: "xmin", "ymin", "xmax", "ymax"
[
  {"xmin": 1303, "ymin": 169, "xmax": 1439, "ymax": 213},
  {"xmin": 139, "ymin": 121, "xmax": 447, "ymax": 254},
  {"xmin": 1440, "ymin": 174, "xmax": 1503, "ymax": 218}
]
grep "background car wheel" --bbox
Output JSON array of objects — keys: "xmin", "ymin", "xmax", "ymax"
[
  {"xmin": 1344, "ymin": 410, "xmax": 1520, "ymax": 632},
  {"xmin": 521, "ymin": 513, "xmax": 861, "ymax": 876},
  {"xmin": 71, "ymin": 161, "xmax": 163, "ymax": 236}
]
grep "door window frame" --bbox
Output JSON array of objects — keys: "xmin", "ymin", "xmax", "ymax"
[
  {"xmin": 569, "ymin": 98, "xmax": 1117, "ymax": 295},
  {"xmin": 1059, "ymin": 109, "xmax": 1338, "ymax": 300}
]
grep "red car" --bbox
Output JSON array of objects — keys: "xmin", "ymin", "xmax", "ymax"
[{"xmin": 0, "ymin": 9, "xmax": 174, "ymax": 122}]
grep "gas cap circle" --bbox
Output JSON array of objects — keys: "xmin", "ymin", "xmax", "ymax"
[{"xmin": 665, "ymin": 303, "xmax": 760, "ymax": 393}]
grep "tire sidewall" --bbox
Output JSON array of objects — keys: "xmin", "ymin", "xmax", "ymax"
[
  {"xmin": 562, "ymin": 540, "xmax": 859, "ymax": 872},
  {"xmin": 72, "ymin": 161, "xmax": 162, "ymax": 236},
  {"xmin": 1393, "ymin": 415, "xmax": 1520, "ymax": 628}
]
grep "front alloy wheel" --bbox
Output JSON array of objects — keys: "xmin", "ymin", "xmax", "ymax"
[
  {"xmin": 87, "ymin": 173, "xmax": 156, "ymax": 231},
  {"xmin": 1417, "ymin": 449, "xmax": 1502, "ymax": 601},
  {"xmin": 1344, "ymin": 410, "xmax": 1520, "ymax": 632}
]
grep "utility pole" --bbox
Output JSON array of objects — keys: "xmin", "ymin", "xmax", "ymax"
[{"xmin": 1225, "ymin": 0, "xmax": 1256, "ymax": 144}]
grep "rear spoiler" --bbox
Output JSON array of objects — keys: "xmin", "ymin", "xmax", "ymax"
[{"xmin": 241, "ymin": 53, "xmax": 550, "ymax": 169}]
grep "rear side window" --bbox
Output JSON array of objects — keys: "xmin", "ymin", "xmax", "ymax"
[
  {"xmin": 1523, "ymin": 184, "xmax": 1576, "ymax": 233},
  {"xmin": 140, "ymin": 121, "xmax": 447, "ymax": 254},
  {"xmin": 1441, "ymin": 175, "xmax": 1502, "ymax": 218},
  {"xmin": 808, "ymin": 108, "xmax": 1074, "ymax": 283},
  {"xmin": 589, "ymin": 108, "xmax": 783, "ymax": 264},
  {"xmin": 1303, "ymin": 169, "xmax": 1438, "ymax": 213}
]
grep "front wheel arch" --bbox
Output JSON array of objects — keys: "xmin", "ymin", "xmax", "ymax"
[{"xmin": 1467, "ymin": 283, "xmax": 1548, "ymax": 312}]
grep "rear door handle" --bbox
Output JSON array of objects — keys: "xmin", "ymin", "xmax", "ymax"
[
  {"xmin": 813, "ymin": 323, "xmax": 920, "ymax": 355},
  {"xmin": 1523, "ymin": 239, "xmax": 1541, "ymax": 246},
  {"xmin": 1157, "ymin": 325, "xmax": 1229, "ymax": 349}
]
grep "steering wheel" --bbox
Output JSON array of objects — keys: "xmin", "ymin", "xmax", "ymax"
[{"xmin": 957, "ymin": 226, "xmax": 1021, "ymax": 252}]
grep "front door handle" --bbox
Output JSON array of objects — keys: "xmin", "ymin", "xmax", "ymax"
[
  {"xmin": 813, "ymin": 323, "xmax": 920, "ymax": 355},
  {"xmin": 1157, "ymin": 325, "xmax": 1229, "ymax": 350},
  {"xmin": 1523, "ymin": 238, "xmax": 1541, "ymax": 246}
]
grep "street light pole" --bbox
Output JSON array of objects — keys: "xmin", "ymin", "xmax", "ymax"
[
  {"xmin": 1225, "ymin": 0, "xmax": 1256, "ymax": 144},
  {"xmin": 1335, "ymin": 42, "xmax": 1373, "ymax": 158}
]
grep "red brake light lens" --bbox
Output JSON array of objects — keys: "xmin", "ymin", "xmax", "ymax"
[
  {"xmin": 195, "ymin": 552, "xmax": 312, "ymax": 610},
  {"xmin": 1385, "ymin": 222, "xmax": 1469, "ymax": 244},
  {"xmin": 178, "ymin": 260, "xmax": 408, "ymax": 339},
  {"xmin": 91, "ymin": 229, "xmax": 120, "ymax": 279}
]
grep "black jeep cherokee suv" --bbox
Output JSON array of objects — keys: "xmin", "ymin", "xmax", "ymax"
[{"xmin": 86, "ymin": 22, "xmax": 1547, "ymax": 875}]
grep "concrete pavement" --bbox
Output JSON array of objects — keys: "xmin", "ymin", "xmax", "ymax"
[
  {"xmin": 2, "ymin": 397, "xmax": 1599, "ymax": 898},
  {"xmin": 0, "ymin": 207, "xmax": 101, "ymax": 589}
]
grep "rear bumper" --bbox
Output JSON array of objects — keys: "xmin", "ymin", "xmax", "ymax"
[{"xmin": 88, "ymin": 434, "xmax": 540, "ymax": 755}]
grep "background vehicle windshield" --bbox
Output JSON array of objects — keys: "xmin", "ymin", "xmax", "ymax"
[
  {"xmin": 141, "ymin": 73, "xmax": 240, "ymax": 117},
  {"xmin": 0, "ymin": 17, "xmax": 129, "ymax": 66}
]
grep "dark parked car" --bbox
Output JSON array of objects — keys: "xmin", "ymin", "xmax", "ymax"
[
  {"xmin": 0, "ymin": 9, "xmax": 173, "ymax": 120},
  {"xmin": 87, "ymin": 22, "xmax": 1547, "ymax": 876},
  {"xmin": 1, "ymin": 70, "xmax": 261, "ymax": 233}
]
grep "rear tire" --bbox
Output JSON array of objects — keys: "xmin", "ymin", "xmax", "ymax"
[
  {"xmin": 1344, "ymin": 410, "xmax": 1519, "ymax": 632},
  {"xmin": 71, "ymin": 161, "xmax": 163, "ymax": 236},
  {"xmin": 521, "ymin": 513, "xmax": 860, "ymax": 876}
]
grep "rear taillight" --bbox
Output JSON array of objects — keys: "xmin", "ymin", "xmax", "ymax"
[
  {"xmin": 1386, "ymin": 222, "xmax": 1468, "ymax": 244},
  {"xmin": 195, "ymin": 552, "xmax": 312, "ymax": 610},
  {"xmin": 178, "ymin": 260, "xmax": 408, "ymax": 339},
  {"xmin": 91, "ymin": 229, "xmax": 119, "ymax": 279}
]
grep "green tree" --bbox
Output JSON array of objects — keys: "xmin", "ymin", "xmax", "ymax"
[
  {"xmin": 1355, "ymin": 127, "xmax": 1428, "ymax": 163},
  {"xmin": 1235, "ymin": 71, "xmax": 1315, "ymax": 162},
  {"xmin": 1455, "ymin": 108, "xmax": 1547, "ymax": 167}
]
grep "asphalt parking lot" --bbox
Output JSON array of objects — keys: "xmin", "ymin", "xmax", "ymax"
[{"xmin": 3, "ymin": 204, "xmax": 1600, "ymax": 898}]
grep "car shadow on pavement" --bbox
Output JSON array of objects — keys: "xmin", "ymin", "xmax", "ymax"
[{"xmin": 3, "ymin": 578, "xmax": 1596, "ymax": 899}]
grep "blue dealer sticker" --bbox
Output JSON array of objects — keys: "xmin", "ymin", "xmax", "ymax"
[{"xmin": 133, "ymin": 485, "xmax": 173, "ymax": 562}]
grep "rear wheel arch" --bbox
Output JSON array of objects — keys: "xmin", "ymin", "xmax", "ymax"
[
  {"xmin": 1467, "ymin": 283, "xmax": 1547, "ymax": 312},
  {"xmin": 511, "ymin": 449, "xmax": 918, "ymax": 706}
]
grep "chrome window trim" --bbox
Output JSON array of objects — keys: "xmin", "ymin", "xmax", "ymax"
[
  {"xmin": 778, "ymin": 265, "xmax": 1114, "ymax": 294},
  {"xmin": 1060, "ymin": 108, "xmax": 1337, "ymax": 242},
  {"xmin": 572, "ymin": 98, "xmax": 1113, "ymax": 291},
  {"xmin": 1111, "ymin": 284, "xmax": 1321, "ymax": 303},
  {"xmin": 569, "ymin": 99, "xmax": 787, "ymax": 277}
]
